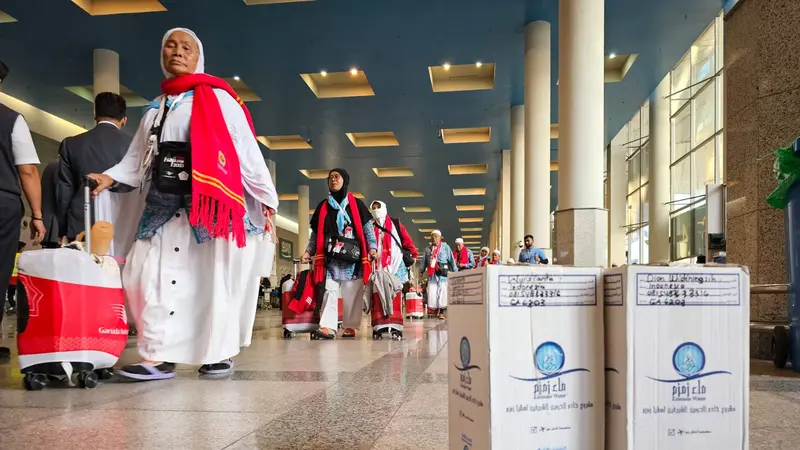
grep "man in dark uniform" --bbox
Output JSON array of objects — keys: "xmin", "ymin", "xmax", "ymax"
[
  {"xmin": 0, "ymin": 60, "xmax": 45, "ymax": 358},
  {"xmin": 56, "ymin": 92, "xmax": 130, "ymax": 240}
]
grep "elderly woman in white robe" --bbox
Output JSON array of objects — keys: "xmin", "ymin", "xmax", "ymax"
[{"xmin": 88, "ymin": 28, "xmax": 278, "ymax": 380}]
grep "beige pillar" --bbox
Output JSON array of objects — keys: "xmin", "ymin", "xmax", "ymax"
[
  {"xmin": 524, "ymin": 20, "xmax": 552, "ymax": 254},
  {"xmin": 608, "ymin": 126, "xmax": 628, "ymax": 266},
  {"xmin": 554, "ymin": 0, "xmax": 607, "ymax": 266},
  {"xmin": 510, "ymin": 106, "xmax": 525, "ymax": 252},
  {"xmin": 648, "ymin": 74, "xmax": 672, "ymax": 263},
  {"xmin": 501, "ymin": 149, "xmax": 512, "ymax": 260},
  {"xmin": 297, "ymin": 185, "xmax": 310, "ymax": 261},
  {"xmin": 93, "ymin": 49, "xmax": 120, "ymax": 97}
]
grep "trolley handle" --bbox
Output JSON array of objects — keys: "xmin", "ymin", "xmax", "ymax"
[{"xmin": 83, "ymin": 176, "xmax": 99, "ymax": 255}]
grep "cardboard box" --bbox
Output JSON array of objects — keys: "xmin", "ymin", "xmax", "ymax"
[
  {"xmin": 448, "ymin": 265, "xmax": 605, "ymax": 450},
  {"xmin": 604, "ymin": 265, "xmax": 750, "ymax": 449}
]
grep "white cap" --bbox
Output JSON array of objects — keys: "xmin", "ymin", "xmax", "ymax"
[
  {"xmin": 492, "ymin": 249, "xmax": 501, "ymax": 255},
  {"xmin": 430, "ymin": 229, "xmax": 442, "ymax": 237},
  {"xmin": 455, "ymin": 238, "xmax": 464, "ymax": 244},
  {"xmin": 481, "ymin": 246, "xmax": 490, "ymax": 253}
]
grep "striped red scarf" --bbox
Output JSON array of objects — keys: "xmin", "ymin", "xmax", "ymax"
[
  {"xmin": 161, "ymin": 74, "xmax": 254, "ymax": 248},
  {"xmin": 373, "ymin": 217, "xmax": 393, "ymax": 269}
]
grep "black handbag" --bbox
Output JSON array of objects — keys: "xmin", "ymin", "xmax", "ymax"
[
  {"xmin": 326, "ymin": 234, "xmax": 361, "ymax": 264},
  {"xmin": 435, "ymin": 262, "xmax": 450, "ymax": 277},
  {"xmin": 150, "ymin": 104, "xmax": 192, "ymax": 196},
  {"xmin": 374, "ymin": 222, "xmax": 414, "ymax": 267}
]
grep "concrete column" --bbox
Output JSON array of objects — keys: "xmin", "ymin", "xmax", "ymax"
[
  {"xmin": 524, "ymin": 20, "xmax": 552, "ymax": 254},
  {"xmin": 608, "ymin": 126, "xmax": 628, "ymax": 266},
  {"xmin": 554, "ymin": 0, "xmax": 607, "ymax": 266},
  {"xmin": 510, "ymin": 106, "xmax": 525, "ymax": 252},
  {"xmin": 93, "ymin": 49, "xmax": 120, "ymax": 96},
  {"xmin": 501, "ymin": 150, "xmax": 512, "ymax": 260},
  {"xmin": 297, "ymin": 185, "xmax": 310, "ymax": 260},
  {"xmin": 648, "ymin": 74, "xmax": 672, "ymax": 263}
]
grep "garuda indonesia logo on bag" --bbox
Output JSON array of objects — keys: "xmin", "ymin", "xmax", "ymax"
[
  {"xmin": 510, "ymin": 341, "xmax": 589, "ymax": 399},
  {"xmin": 647, "ymin": 342, "xmax": 731, "ymax": 401}
]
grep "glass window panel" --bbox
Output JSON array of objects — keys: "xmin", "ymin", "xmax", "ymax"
[
  {"xmin": 671, "ymin": 211, "xmax": 693, "ymax": 261},
  {"xmin": 630, "ymin": 110, "xmax": 641, "ymax": 144},
  {"xmin": 627, "ymin": 190, "xmax": 640, "ymax": 226},
  {"xmin": 628, "ymin": 230, "xmax": 641, "ymax": 264},
  {"xmin": 641, "ymin": 225, "xmax": 650, "ymax": 265},
  {"xmin": 640, "ymin": 183, "xmax": 650, "ymax": 223},
  {"xmin": 671, "ymin": 54, "xmax": 691, "ymax": 114},
  {"xmin": 716, "ymin": 74, "xmax": 724, "ymax": 132},
  {"xmin": 671, "ymin": 157, "xmax": 692, "ymax": 211},
  {"xmin": 628, "ymin": 152, "xmax": 641, "ymax": 193},
  {"xmin": 672, "ymin": 106, "xmax": 691, "ymax": 161},
  {"xmin": 716, "ymin": 14, "xmax": 724, "ymax": 70},
  {"xmin": 693, "ymin": 203, "xmax": 708, "ymax": 257},
  {"xmin": 692, "ymin": 140, "xmax": 715, "ymax": 197},
  {"xmin": 691, "ymin": 23, "xmax": 716, "ymax": 90},
  {"xmin": 717, "ymin": 134, "xmax": 724, "ymax": 183},
  {"xmin": 641, "ymin": 101, "xmax": 650, "ymax": 139},
  {"xmin": 641, "ymin": 142, "xmax": 650, "ymax": 184},
  {"xmin": 693, "ymin": 82, "xmax": 716, "ymax": 146}
]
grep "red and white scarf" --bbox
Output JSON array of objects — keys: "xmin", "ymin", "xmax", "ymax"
[
  {"xmin": 427, "ymin": 242, "xmax": 442, "ymax": 277},
  {"xmin": 374, "ymin": 217, "xmax": 394, "ymax": 269},
  {"xmin": 455, "ymin": 246, "xmax": 469, "ymax": 267},
  {"xmin": 161, "ymin": 73, "xmax": 254, "ymax": 248}
]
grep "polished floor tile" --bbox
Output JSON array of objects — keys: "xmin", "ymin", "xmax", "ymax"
[{"xmin": 0, "ymin": 310, "xmax": 799, "ymax": 449}]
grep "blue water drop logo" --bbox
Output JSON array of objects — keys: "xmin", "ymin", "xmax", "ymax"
[
  {"xmin": 673, "ymin": 342, "xmax": 705, "ymax": 378},
  {"xmin": 454, "ymin": 337, "xmax": 480, "ymax": 371},
  {"xmin": 534, "ymin": 341, "xmax": 565, "ymax": 376}
]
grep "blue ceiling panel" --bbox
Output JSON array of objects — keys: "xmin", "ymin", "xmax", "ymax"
[{"xmin": 0, "ymin": 0, "xmax": 723, "ymax": 251}]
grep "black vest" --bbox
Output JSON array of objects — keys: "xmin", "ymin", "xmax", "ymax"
[{"xmin": 0, "ymin": 103, "xmax": 22, "ymax": 198}]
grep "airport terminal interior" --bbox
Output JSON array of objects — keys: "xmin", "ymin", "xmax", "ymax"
[{"xmin": 2, "ymin": 0, "xmax": 800, "ymax": 448}]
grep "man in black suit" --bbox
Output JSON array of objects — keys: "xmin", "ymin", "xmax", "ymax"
[
  {"xmin": 40, "ymin": 159, "xmax": 60, "ymax": 247},
  {"xmin": 56, "ymin": 92, "xmax": 131, "ymax": 240}
]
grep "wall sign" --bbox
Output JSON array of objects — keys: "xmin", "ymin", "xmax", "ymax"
[{"xmin": 279, "ymin": 238, "xmax": 294, "ymax": 261}]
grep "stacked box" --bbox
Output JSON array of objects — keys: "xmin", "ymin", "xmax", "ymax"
[
  {"xmin": 448, "ymin": 265, "xmax": 605, "ymax": 450},
  {"xmin": 604, "ymin": 265, "xmax": 750, "ymax": 449}
]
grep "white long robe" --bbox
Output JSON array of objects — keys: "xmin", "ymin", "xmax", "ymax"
[{"xmin": 105, "ymin": 89, "xmax": 278, "ymax": 364}]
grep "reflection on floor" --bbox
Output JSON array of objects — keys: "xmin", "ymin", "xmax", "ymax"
[{"xmin": 0, "ymin": 311, "xmax": 798, "ymax": 449}]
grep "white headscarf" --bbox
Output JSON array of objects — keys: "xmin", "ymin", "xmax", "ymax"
[
  {"xmin": 370, "ymin": 200, "xmax": 387, "ymax": 223},
  {"xmin": 455, "ymin": 238, "xmax": 464, "ymax": 245},
  {"xmin": 160, "ymin": 27, "xmax": 205, "ymax": 78}
]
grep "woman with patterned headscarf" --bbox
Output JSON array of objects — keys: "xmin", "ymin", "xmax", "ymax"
[
  {"xmin": 301, "ymin": 168, "xmax": 377, "ymax": 339},
  {"xmin": 88, "ymin": 28, "xmax": 278, "ymax": 380}
]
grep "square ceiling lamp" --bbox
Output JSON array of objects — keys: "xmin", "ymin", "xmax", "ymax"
[
  {"xmin": 243, "ymin": 0, "xmax": 315, "ymax": 4},
  {"xmin": 419, "ymin": 228, "xmax": 436, "ymax": 233},
  {"xmin": 412, "ymin": 218, "xmax": 436, "ymax": 224},
  {"xmin": 440, "ymin": 127, "xmax": 491, "ymax": 144},
  {"xmin": 346, "ymin": 131, "xmax": 399, "ymax": 147},
  {"xmin": 278, "ymin": 193, "xmax": 299, "ymax": 201},
  {"xmin": 448, "ymin": 164, "xmax": 488, "ymax": 175},
  {"xmin": 65, "ymin": 85, "xmax": 148, "ymax": 107},
  {"xmin": 224, "ymin": 77, "xmax": 261, "ymax": 102},
  {"xmin": 0, "ymin": 10, "xmax": 17, "ymax": 22},
  {"xmin": 300, "ymin": 69, "xmax": 375, "ymax": 99},
  {"xmin": 461, "ymin": 227, "xmax": 482, "ymax": 232},
  {"xmin": 351, "ymin": 192, "xmax": 366, "ymax": 199},
  {"xmin": 72, "ymin": 0, "xmax": 166, "ymax": 15},
  {"xmin": 456, "ymin": 205, "xmax": 485, "ymax": 212},
  {"xmin": 604, "ymin": 53, "xmax": 639, "ymax": 83},
  {"xmin": 299, "ymin": 169, "xmax": 330, "ymax": 180},
  {"xmin": 428, "ymin": 62, "xmax": 495, "ymax": 92},
  {"xmin": 462, "ymin": 235, "xmax": 482, "ymax": 240},
  {"xmin": 404, "ymin": 207, "xmax": 431, "ymax": 213},
  {"xmin": 373, "ymin": 167, "xmax": 414, "ymax": 178},
  {"xmin": 257, "ymin": 135, "xmax": 312, "ymax": 150},
  {"xmin": 390, "ymin": 190, "xmax": 423, "ymax": 198},
  {"xmin": 459, "ymin": 217, "xmax": 484, "ymax": 223},
  {"xmin": 453, "ymin": 188, "xmax": 487, "ymax": 196}
]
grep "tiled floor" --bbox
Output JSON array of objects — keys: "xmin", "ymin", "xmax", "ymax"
[{"xmin": 0, "ymin": 311, "xmax": 798, "ymax": 449}]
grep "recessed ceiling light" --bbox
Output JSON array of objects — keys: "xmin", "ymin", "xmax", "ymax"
[
  {"xmin": 459, "ymin": 217, "xmax": 484, "ymax": 223},
  {"xmin": 461, "ymin": 227, "xmax": 482, "ymax": 232},
  {"xmin": 609, "ymin": 53, "xmax": 617, "ymax": 59},
  {"xmin": 443, "ymin": 62, "xmax": 451, "ymax": 70},
  {"xmin": 419, "ymin": 228, "xmax": 435, "ymax": 233},
  {"xmin": 475, "ymin": 61, "xmax": 483, "ymax": 67},
  {"xmin": 233, "ymin": 75, "xmax": 241, "ymax": 81},
  {"xmin": 456, "ymin": 205, "xmax": 485, "ymax": 212},
  {"xmin": 350, "ymin": 67, "xmax": 358, "ymax": 75},
  {"xmin": 453, "ymin": 188, "xmax": 487, "ymax": 196},
  {"xmin": 372, "ymin": 167, "xmax": 414, "ymax": 178},
  {"xmin": 412, "ymin": 218, "xmax": 437, "ymax": 224},
  {"xmin": 404, "ymin": 206, "xmax": 432, "ymax": 213},
  {"xmin": 320, "ymin": 70, "xmax": 327, "ymax": 77},
  {"xmin": 390, "ymin": 190, "xmax": 424, "ymax": 198}
]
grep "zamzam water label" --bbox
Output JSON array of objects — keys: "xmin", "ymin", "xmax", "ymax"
[{"xmin": 646, "ymin": 342, "xmax": 731, "ymax": 402}]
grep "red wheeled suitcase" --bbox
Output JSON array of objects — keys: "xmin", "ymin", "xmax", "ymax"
[
  {"xmin": 16, "ymin": 182, "xmax": 127, "ymax": 391},
  {"xmin": 371, "ymin": 291, "xmax": 403, "ymax": 340},
  {"xmin": 281, "ymin": 277, "xmax": 319, "ymax": 339},
  {"xmin": 405, "ymin": 292, "xmax": 424, "ymax": 319}
]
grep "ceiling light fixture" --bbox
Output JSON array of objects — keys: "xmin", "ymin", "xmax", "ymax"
[
  {"xmin": 609, "ymin": 53, "xmax": 617, "ymax": 59},
  {"xmin": 320, "ymin": 70, "xmax": 327, "ymax": 77},
  {"xmin": 233, "ymin": 75, "xmax": 241, "ymax": 81},
  {"xmin": 475, "ymin": 61, "xmax": 483, "ymax": 67},
  {"xmin": 350, "ymin": 67, "xmax": 358, "ymax": 75},
  {"xmin": 443, "ymin": 62, "xmax": 451, "ymax": 70}
]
